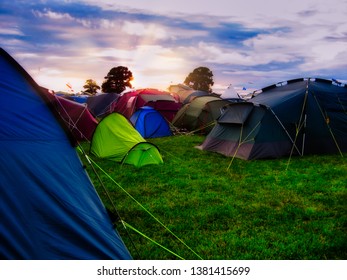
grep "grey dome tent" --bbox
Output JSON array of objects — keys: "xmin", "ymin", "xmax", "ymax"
[
  {"xmin": 198, "ymin": 78, "xmax": 347, "ymax": 159},
  {"xmin": 172, "ymin": 95, "xmax": 231, "ymax": 134}
]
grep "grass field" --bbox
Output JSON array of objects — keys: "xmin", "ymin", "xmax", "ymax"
[{"xmin": 79, "ymin": 135, "xmax": 347, "ymax": 260}]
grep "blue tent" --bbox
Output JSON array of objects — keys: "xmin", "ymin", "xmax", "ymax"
[
  {"xmin": 0, "ymin": 48, "xmax": 132, "ymax": 260},
  {"xmin": 86, "ymin": 92, "xmax": 120, "ymax": 117},
  {"xmin": 130, "ymin": 106, "xmax": 172, "ymax": 138},
  {"xmin": 68, "ymin": 94, "xmax": 88, "ymax": 103}
]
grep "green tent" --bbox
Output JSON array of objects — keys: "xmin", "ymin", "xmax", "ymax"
[
  {"xmin": 172, "ymin": 95, "xmax": 230, "ymax": 134},
  {"xmin": 91, "ymin": 112, "xmax": 163, "ymax": 167}
]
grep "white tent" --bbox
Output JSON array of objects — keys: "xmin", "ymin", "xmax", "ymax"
[{"xmin": 220, "ymin": 84, "xmax": 240, "ymax": 99}]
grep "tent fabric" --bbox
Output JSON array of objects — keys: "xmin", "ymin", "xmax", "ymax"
[
  {"xmin": 130, "ymin": 106, "xmax": 172, "ymax": 138},
  {"xmin": 220, "ymin": 84, "xmax": 240, "ymax": 99},
  {"xmin": 111, "ymin": 90, "xmax": 138, "ymax": 119},
  {"xmin": 52, "ymin": 94, "xmax": 98, "ymax": 141},
  {"xmin": 86, "ymin": 92, "xmax": 120, "ymax": 117},
  {"xmin": 197, "ymin": 102, "xmax": 291, "ymax": 160},
  {"xmin": 90, "ymin": 112, "xmax": 163, "ymax": 167},
  {"xmin": 198, "ymin": 78, "xmax": 347, "ymax": 159},
  {"xmin": 112, "ymin": 88, "xmax": 182, "ymax": 122},
  {"xmin": 67, "ymin": 94, "xmax": 88, "ymax": 104},
  {"xmin": 183, "ymin": 90, "xmax": 211, "ymax": 104},
  {"xmin": 0, "ymin": 48, "xmax": 132, "ymax": 259},
  {"xmin": 218, "ymin": 102, "xmax": 254, "ymax": 124},
  {"xmin": 168, "ymin": 83, "xmax": 195, "ymax": 103},
  {"xmin": 122, "ymin": 142, "xmax": 164, "ymax": 167},
  {"xmin": 172, "ymin": 95, "xmax": 231, "ymax": 134},
  {"xmin": 251, "ymin": 78, "xmax": 347, "ymax": 155}
]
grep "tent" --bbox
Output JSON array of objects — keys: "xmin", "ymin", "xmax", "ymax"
[
  {"xmin": 182, "ymin": 90, "xmax": 211, "ymax": 104},
  {"xmin": 130, "ymin": 106, "xmax": 173, "ymax": 138},
  {"xmin": 198, "ymin": 78, "xmax": 347, "ymax": 159},
  {"xmin": 86, "ymin": 92, "xmax": 120, "ymax": 117},
  {"xmin": 52, "ymin": 94, "xmax": 98, "ymax": 141},
  {"xmin": 90, "ymin": 112, "xmax": 164, "ymax": 167},
  {"xmin": 172, "ymin": 95, "xmax": 231, "ymax": 134},
  {"xmin": 112, "ymin": 88, "xmax": 182, "ymax": 122},
  {"xmin": 67, "ymin": 94, "xmax": 88, "ymax": 104},
  {"xmin": 0, "ymin": 48, "xmax": 132, "ymax": 259},
  {"xmin": 167, "ymin": 83, "xmax": 195, "ymax": 103},
  {"xmin": 220, "ymin": 84, "xmax": 241, "ymax": 100}
]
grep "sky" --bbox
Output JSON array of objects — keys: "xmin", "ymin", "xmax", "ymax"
[{"xmin": 1, "ymin": 0, "xmax": 347, "ymax": 94}]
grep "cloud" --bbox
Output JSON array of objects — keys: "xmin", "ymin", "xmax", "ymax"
[
  {"xmin": 191, "ymin": 41, "xmax": 297, "ymax": 66},
  {"xmin": 32, "ymin": 8, "xmax": 74, "ymax": 21},
  {"xmin": 0, "ymin": 27, "xmax": 23, "ymax": 36},
  {"xmin": 97, "ymin": 45, "xmax": 188, "ymax": 75},
  {"xmin": 1, "ymin": 0, "xmax": 347, "ymax": 93},
  {"xmin": 243, "ymin": 21, "xmax": 347, "ymax": 72},
  {"xmin": 122, "ymin": 21, "xmax": 172, "ymax": 41},
  {"xmin": 300, "ymin": 42, "xmax": 347, "ymax": 71}
]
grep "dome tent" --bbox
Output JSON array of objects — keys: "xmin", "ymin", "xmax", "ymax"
[
  {"xmin": 91, "ymin": 112, "xmax": 163, "ymax": 167},
  {"xmin": 172, "ymin": 95, "xmax": 231, "ymax": 134},
  {"xmin": 112, "ymin": 88, "xmax": 182, "ymax": 122},
  {"xmin": 130, "ymin": 106, "xmax": 172, "ymax": 138},
  {"xmin": 198, "ymin": 78, "xmax": 347, "ymax": 159},
  {"xmin": 52, "ymin": 94, "xmax": 98, "ymax": 141},
  {"xmin": 0, "ymin": 47, "xmax": 131, "ymax": 259}
]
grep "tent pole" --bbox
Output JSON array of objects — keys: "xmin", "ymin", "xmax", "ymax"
[
  {"xmin": 268, "ymin": 107, "xmax": 302, "ymax": 156},
  {"xmin": 55, "ymin": 96, "xmax": 91, "ymax": 142},
  {"xmin": 310, "ymin": 90, "xmax": 344, "ymax": 157},
  {"xmin": 286, "ymin": 81, "xmax": 309, "ymax": 169},
  {"xmin": 227, "ymin": 124, "xmax": 244, "ymax": 170},
  {"xmin": 227, "ymin": 121, "xmax": 260, "ymax": 170}
]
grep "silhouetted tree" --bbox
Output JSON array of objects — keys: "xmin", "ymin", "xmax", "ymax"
[
  {"xmin": 102, "ymin": 66, "xmax": 133, "ymax": 93},
  {"xmin": 184, "ymin": 66, "xmax": 214, "ymax": 93},
  {"xmin": 83, "ymin": 79, "xmax": 100, "ymax": 95}
]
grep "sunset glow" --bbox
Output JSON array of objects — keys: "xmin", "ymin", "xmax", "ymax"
[{"xmin": 1, "ymin": 0, "xmax": 346, "ymax": 94}]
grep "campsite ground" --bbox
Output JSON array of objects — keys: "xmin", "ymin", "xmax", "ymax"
[{"xmin": 80, "ymin": 135, "xmax": 347, "ymax": 260}]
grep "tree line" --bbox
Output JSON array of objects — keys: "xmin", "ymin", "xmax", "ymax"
[{"xmin": 82, "ymin": 66, "xmax": 214, "ymax": 95}]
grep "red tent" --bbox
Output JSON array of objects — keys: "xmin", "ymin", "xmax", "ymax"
[
  {"xmin": 112, "ymin": 88, "xmax": 182, "ymax": 122},
  {"xmin": 54, "ymin": 95, "xmax": 98, "ymax": 141}
]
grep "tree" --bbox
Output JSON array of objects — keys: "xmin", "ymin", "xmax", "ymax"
[
  {"xmin": 83, "ymin": 79, "xmax": 100, "ymax": 95},
  {"xmin": 183, "ymin": 66, "xmax": 214, "ymax": 93},
  {"xmin": 101, "ymin": 66, "xmax": 133, "ymax": 94}
]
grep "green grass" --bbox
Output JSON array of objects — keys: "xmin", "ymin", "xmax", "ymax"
[{"xmin": 79, "ymin": 135, "xmax": 347, "ymax": 260}]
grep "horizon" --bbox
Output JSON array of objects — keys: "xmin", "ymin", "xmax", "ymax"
[{"xmin": 1, "ymin": 0, "xmax": 347, "ymax": 94}]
